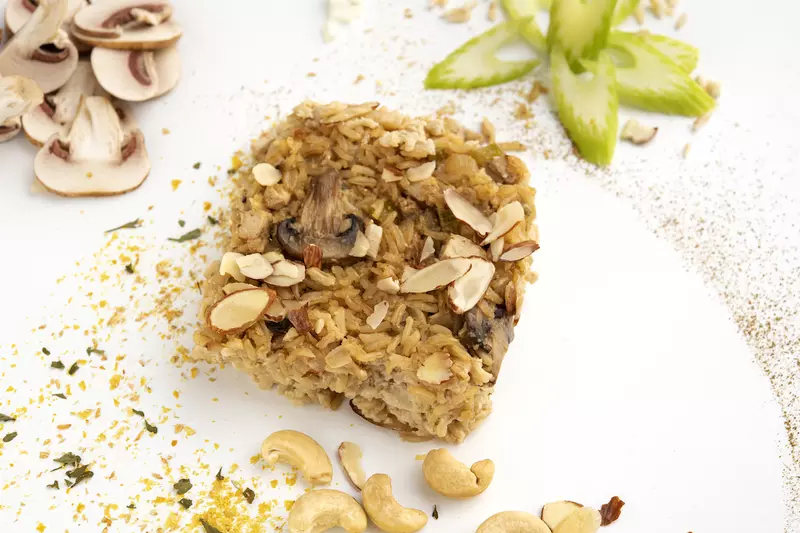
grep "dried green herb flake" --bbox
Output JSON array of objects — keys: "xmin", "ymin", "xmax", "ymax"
[
  {"xmin": 178, "ymin": 219, "xmax": 186, "ymax": 227},
  {"xmin": 54, "ymin": 452, "xmax": 81, "ymax": 465},
  {"xmin": 145, "ymin": 420, "xmax": 158, "ymax": 434},
  {"xmin": 432, "ymin": 505, "xmax": 439, "ymax": 519},
  {"xmin": 178, "ymin": 498, "xmax": 193, "ymax": 509},
  {"xmin": 3, "ymin": 432, "xmax": 17, "ymax": 442},
  {"xmin": 168, "ymin": 228, "xmax": 201, "ymax": 243},
  {"xmin": 86, "ymin": 347, "xmax": 104, "ymax": 355},
  {"xmin": 243, "ymin": 487, "xmax": 255, "ymax": 504},
  {"xmin": 52, "ymin": 393, "xmax": 67, "ymax": 399},
  {"xmin": 51, "ymin": 361, "xmax": 65, "ymax": 369},
  {"xmin": 215, "ymin": 467, "xmax": 224, "ymax": 481},
  {"xmin": 42, "ymin": 347, "xmax": 51, "ymax": 355},
  {"xmin": 200, "ymin": 518, "xmax": 223, "ymax": 533},
  {"xmin": 207, "ymin": 216, "xmax": 218, "ymax": 225},
  {"xmin": 67, "ymin": 362, "xmax": 80, "ymax": 375},
  {"xmin": 46, "ymin": 480, "xmax": 59, "ymax": 489},
  {"xmin": 125, "ymin": 263, "xmax": 135, "ymax": 274},
  {"xmin": 105, "ymin": 218, "xmax": 142, "ymax": 233},
  {"xmin": 0, "ymin": 413, "xmax": 16, "ymax": 422},
  {"xmin": 174, "ymin": 478, "xmax": 192, "ymax": 495},
  {"xmin": 67, "ymin": 464, "xmax": 94, "ymax": 486}
]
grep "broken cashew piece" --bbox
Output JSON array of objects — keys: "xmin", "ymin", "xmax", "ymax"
[
  {"xmin": 552, "ymin": 507, "xmax": 602, "ymax": 533},
  {"xmin": 362, "ymin": 474, "xmax": 428, "ymax": 533},
  {"xmin": 261, "ymin": 430, "xmax": 333, "ymax": 486},
  {"xmin": 476, "ymin": 511, "xmax": 551, "ymax": 533},
  {"xmin": 337, "ymin": 441, "xmax": 366, "ymax": 490},
  {"xmin": 287, "ymin": 489, "xmax": 367, "ymax": 533},
  {"xmin": 542, "ymin": 501, "xmax": 583, "ymax": 530},
  {"xmin": 422, "ymin": 448, "xmax": 494, "ymax": 498}
]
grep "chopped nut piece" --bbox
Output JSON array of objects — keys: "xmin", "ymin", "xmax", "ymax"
[
  {"xmin": 599, "ymin": 496, "xmax": 625, "ymax": 526},
  {"xmin": 406, "ymin": 161, "xmax": 436, "ymax": 182},
  {"xmin": 314, "ymin": 318, "xmax": 325, "ymax": 334},
  {"xmin": 253, "ymin": 163, "xmax": 282, "ymax": 186},
  {"xmin": 552, "ymin": 507, "xmax": 602, "ymax": 533},
  {"xmin": 441, "ymin": 234, "xmax": 485, "ymax": 259},
  {"xmin": 303, "ymin": 244, "xmax": 323, "ymax": 269},
  {"xmin": 442, "ymin": 0, "xmax": 476, "ymax": 23},
  {"xmin": 444, "ymin": 189, "xmax": 493, "ymax": 235},
  {"xmin": 349, "ymin": 230, "xmax": 370, "ymax": 257},
  {"xmin": 288, "ymin": 306, "xmax": 313, "ymax": 334},
  {"xmin": 420, "ymin": 236, "xmax": 435, "ymax": 262},
  {"xmin": 448, "ymin": 257, "xmax": 495, "ymax": 313},
  {"xmin": 703, "ymin": 79, "xmax": 721, "ymax": 99},
  {"xmin": 402, "ymin": 266, "xmax": 419, "ymax": 283},
  {"xmin": 376, "ymin": 277, "xmax": 400, "ymax": 294},
  {"xmin": 222, "ymin": 282, "xmax": 257, "ymax": 295},
  {"xmin": 682, "ymin": 143, "xmax": 691, "ymax": 158},
  {"xmin": 263, "ymin": 251, "xmax": 285, "ymax": 264},
  {"xmin": 400, "ymin": 258, "xmax": 472, "ymax": 294},
  {"xmin": 365, "ymin": 224, "xmax": 383, "ymax": 259},
  {"xmin": 219, "ymin": 252, "xmax": 246, "ymax": 282},
  {"xmin": 338, "ymin": 442, "xmax": 367, "ymax": 490},
  {"xmin": 236, "ymin": 253, "xmax": 274, "ymax": 279},
  {"xmin": 417, "ymin": 353, "xmax": 453, "ymax": 384},
  {"xmin": 366, "ymin": 301, "xmax": 389, "ymax": 330},
  {"xmin": 382, "ymin": 168, "xmax": 402, "ymax": 182},
  {"xmin": 265, "ymin": 260, "xmax": 306, "ymax": 287},
  {"xmin": 207, "ymin": 288, "xmax": 276, "ymax": 335},
  {"xmin": 674, "ymin": 12, "xmax": 688, "ymax": 30},
  {"xmin": 481, "ymin": 201, "xmax": 524, "ymax": 245},
  {"xmin": 266, "ymin": 298, "xmax": 287, "ymax": 321},
  {"xmin": 542, "ymin": 501, "xmax": 584, "ymax": 530},
  {"xmin": 499, "ymin": 240, "xmax": 539, "ymax": 261},
  {"xmin": 620, "ymin": 119, "xmax": 658, "ymax": 145},
  {"xmin": 490, "ymin": 236, "xmax": 504, "ymax": 262}
]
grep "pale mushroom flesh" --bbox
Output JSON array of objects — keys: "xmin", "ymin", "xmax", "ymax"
[
  {"xmin": 4, "ymin": 0, "xmax": 87, "ymax": 35},
  {"xmin": 91, "ymin": 46, "xmax": 181, "ymax": 102},
  {"xmin": 0, "ymin": 73, "xmax": 44, "ymax": 141},
  {"xmin": 72, "ymin": 0, "xmax": 182, "ymax": 49}
]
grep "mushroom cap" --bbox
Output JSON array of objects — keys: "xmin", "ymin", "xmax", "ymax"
[
  {"xmin": 1, "ymin": 73, "xmax": 44, "ymax": 142},
  {"xmin": 5, "ymin": 0, "xmax": 87, "ymax": 35},
  {"xmin": 34, "ymin": 95, "xmax": 150, "ymax": 196},
  {"xmin": 0, "ymin": 0, "xmax": 79, "ymax": 93},
  {"xmin": 72, "ymin": 0, "xmax": 181, "ymax": 50},
  {"xmin": 91, "ymin": 46, "xmax": 180, "ymax": 102}
]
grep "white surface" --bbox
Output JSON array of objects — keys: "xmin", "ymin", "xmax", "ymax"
[{"xmin": 0, "ymin": 1, "xmax": 793, "ymax": 532}]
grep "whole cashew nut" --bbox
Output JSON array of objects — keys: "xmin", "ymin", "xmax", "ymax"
[
  {"xmin": 261, "ymin": 430, "xmax": 333, "ymax": 486},
  {"xmin": 476, "ymin": 511, "xmax": 551, "ymax": 533},
  {"xmin": 287, "ymin": 489, "xmax": 368, "ymax": 533},
  {"xmin": 422, "ymin": 448, "xmax": 494, "ymax": 498},
  {"xmin": 362, "ymin": 474, "xmax": 428, "ymax": 533}
]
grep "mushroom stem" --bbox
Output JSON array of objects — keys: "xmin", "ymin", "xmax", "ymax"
[
  {"xmin": 67, "ymin": 96, "xmax": 126, "ymax": 161},
  {"xmin": 0, "ymin": 74, "xmax": 44, "ymax": 125},
  {"xmin": 300, "ymin": 171, "xmax": 345, "ymax": 237},
  {"xmin": 13, "ymin": 0, "xmax": 68, "ymax": 57}
]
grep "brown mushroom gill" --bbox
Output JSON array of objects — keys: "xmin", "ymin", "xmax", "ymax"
[
  {"xmin": 276, "ymin": 170, "xmax": 364, "ymax": 263},
  {"xmin": 463, "ymin": 306, "xmax": 514, "ymax": 381},
  {"xmin": 101, "ymin": 3, "xmax": 168, "ymax": 29},
  {"xmin": 31, "ymin": 43, "xmax": 70, "ymax": 64},
  {"xmin": 22, "ymin": 0, "xmax": 38, "ymax": 12},
  {"xmin": 128, "ymin": 51, "xmax": 153, "ymax": 85},
  {"xmin": 0, "ymin": 123, "xmax": 20, "ymax": 135}
]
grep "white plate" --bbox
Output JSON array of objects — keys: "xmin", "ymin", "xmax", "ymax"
[{"xmin": 0, "ymin": 1, "xmax": 791, "ymax": 532}]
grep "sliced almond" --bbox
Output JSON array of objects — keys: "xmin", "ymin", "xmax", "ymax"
[
  {"xmin": 444, "ymin": 189, "xmax": 492, "ymax": 235},
  {"xmin": 219, "ymin": 252, "xmax": 245, "ymax": 282},
  {"xmin": 263, "ymin": 251, "xmax": 285, "ymax": 264},
  {"xmin": 481, "ymin": 201, "xmax": 524, "ymax": 245},
  {"xmin": 207, "ymin": 288, "xmax": 275, "ymax": 335},
  {"xmin": 441, "ymin": 234, "xmax": 485, "ymax": 259},
  {"xmin": 236, "ymin": 253, "xmax": 274, "ymax": 280},
  {"xmin": 376, "ymin": 277, "xmax": 400, "ymax": 294},
  {"xmin": 447, "ymin": 257, "xmax": 495, "ymax": 314},
  {"xmin": 406, "ymin": 160, "xmax": 436, "ymax": 182},
  {"xmin": 303, "ymin": 244, "xmax": 323, "ymax": 269},
  {"xmin": 490, "ymin": 236, "xmax": 504, "ymax": 262},
  {"xmin": 381, "ymin": 167, "xmax": 402, "ymax": 182},
  {"xmin": 265, "ymin": 298, "xmax": 286, "ymax": 321},
  {"xmin": 253, "ymin": 162, "xmax": 281, "ymax": 186},
  {"xmin": 400, "ymin": 258, "xmax": 472, "ymax": 294},
  {"xmin": 401, "ymin": 266, "xmax": 419, "ymax": 283},
  {"xmin": 222, "ymin": 282, "xmax": 256, "ymax": 295},
  {"xmin": 420, "ymin": 236, "xmax": 435, "ymax": 262},
  {"xmin": 338, "ymin": 442, "xmax": 366, "ymax": 491},
  {"xmin": 265, "ymin": 260, "xmax": 306, "ymax": 287},
  {"xmin": 620, "ymin": 119, "xmax": 658, "ymax": 145},
  {"xmin": 365, "ymin": 224, "xmax": 383, "ymax": 259},
  {"xmin": 365, "ymin": 300, "xmax": 389, "ymax": 330},
  {"xmin": 287, "ymin": 306, "xmax": 313, "ymax": 334},
  {"xmin": 542, "ymin": 501, "xmax": 584, "ymax": 531},
  {"xmin": 349, "ymin": 230, "xmax": 370, "ymax": 258},
  {"xmin": 552, "ymin": 507, "xmax": 601, "ymax": 533},
  {"xmin": 416, "ymin": 352, "xmax": 453, "ymax": 384},
  {"xmin": 499, "ymin": 240, "xmax": 539, "ymax": 262}
]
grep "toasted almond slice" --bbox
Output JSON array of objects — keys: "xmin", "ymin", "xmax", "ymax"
[
  {"xmin": 381, "ymin": 168, "xmax": 402, "ymax": 182},
  {"xmin": 236, "ymin": 253, "xmax": 274, "ymax": 279},
  {"xmin": 420, "ymin": 236, "xmax": 435, "ymax": 262},
  {"xmin": 620, "ymin": 119, "xmax": 658, "ymax": 145},
  {"xmin": 219, "ymin": 252, "xmax": 245, "ymax": 282},
  {"xmin": 366, "ymin": 301, "xmax": 389, "ymax": 330},
  {"xmin": 400, "ymin": 258, "xmax": 472, "ymax": 294},
  {"xmin": 222, "ymin": 282, "xmax": 257, "ymax": 295},
  {"xmin": 337, "ymin": 442, "xmax": 366, "ymax": 490},
  {"xmin": 401, "ymin": 266, "xmax": 419, "ymax": 283},
  {"xmin": 349, "ymin": 230, "xmax": 370, "ymax": 258},
  {"xmin": 265, "ymin": 260, "xmax": 306, "ymax": 287},
  {"xmin": 542, "ymin": 501, "xmax": 584, "ymax": 531},
  {"xmin": 481, "ymin": 201, "xmax": 524, "ymax": 245},
  {"xmin": 265, "ymin": 298, "xmax": 286, "ymax": 321},
  {"xmin": 416, "ymin": 353, "xmax": 453, "ymax": 384},
  {"xmin": 365, "ymin": 224, "xmax": 383, "ymax": 259},
  {"xmin": 406, "ymin": 160, "xmax": 436, "ymax": 182},
  {"xmin": 441, "ymin": 234, "xmax": 485, "ymax": 259},
  {"xmin": 207, "ymin": 288, "xmax": 275, "ymax": 335},
  {"xmin": 263, "ymin": 251, "xmax": 285, "ymax": 264},
  {"xmin": 447, "ymin": 257, "xmax": 495, "ymax": 313},
  {"xmin": 490, "ymin": 236, "xmax": 504, "ymax": 262},
  {"xmin": 552, "ymin": 507, "xmax": 601, "ymax": 533},
  {"xmin": 499, "ymin": 240, "xmax": 540, "ymax": 262},
  {"xmin": 303, "ymin": 244, "xmax": 323, "ymax": 269},
  {"xmin": 444, "ymin": 189, "xmax": 492, "ymax": 235},
  {"xmin": 253, "ymin": 162, "xmax": 281, "ymax": 186},
  {"xmin": 376, "ymin": 277, "xmax": 400, "ymax": 294}
]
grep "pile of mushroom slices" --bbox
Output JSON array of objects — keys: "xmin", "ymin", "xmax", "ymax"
[
  {"xmin": 0, "ymin": 0, "xmax": 182, "ymax": 197},
  {"xmin": 206, "ymin": 166, "xmax": 540, "ymax": 337}
]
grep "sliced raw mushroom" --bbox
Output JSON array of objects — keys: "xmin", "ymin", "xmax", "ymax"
[
  {"xmin": 71, "ymin": 0, "xmax": 181, "ymax": 49},
  {"xmin": 400, "ymin": 258, "xmax": 472, "ymax": 294},
  {"xmin": 0, "ymin": 0, "xmax": 79, "ymax": 93},
  {"xmin": 206, "ymin": 287, "xmax": 276, "ymax": 335},
  {"xmin": 22, "ymin": 60, "xmax": 130, "ymax": 146},
  {"xmin": 443, "ymin": 188, "xmax": 493, "ymax": 236},
  {"xmin": 4, "ymin": 0, "xmax": 87, "ymax": 35},
  {"xmin": 276, "ymin": 170, "xmax": 365, "ymax": 264},
  {"xmin": 34, "ymin": 95, "xmax": 150, "ymax": 196},
  {"xmin": 463, "ymin": 306, "xmax": 514, "ymax": 380},
  {"xmin": 0, "ymin": 74, "xmax": 43, "ymax": 142},
  {"xmin": 91, "ymin": 46, "xmax": 180, "ymax": 102},
  {"xmin": 447, "ymin": 257, "xmax": 495, "ymax": 314},
  {"xmin": 499, "ymin": 240, "xmax": 539, "ymax": 262}
]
